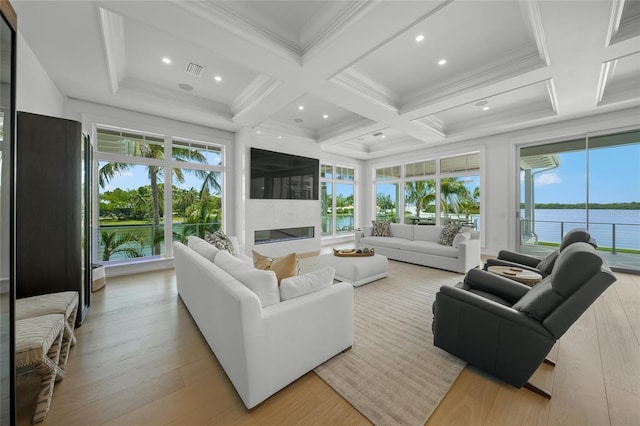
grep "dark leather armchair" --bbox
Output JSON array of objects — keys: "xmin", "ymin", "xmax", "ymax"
[
  {"xmin": 483, "ymin": 228, "xmax": 597, "ymax": 277},
  {"xmin": 433, "ymin": 242, "xmax": 616, "ymax": 397}
]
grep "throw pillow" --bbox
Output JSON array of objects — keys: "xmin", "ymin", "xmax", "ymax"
[
  {"xmin": 280, "ymin": 266, "xmax": 335, "ymax": 301},
  {"xmin": 214, "ymin": 251, "xmax": 280, "ymax": 307},
  {"xmin": 439, "ymin": 224, "xmax": 462, "ymax": 246},
  {"xmin": 371, "ymin": 220, "xmax": 391, "ymax": 237},
  {"xmin": 205, "ymin": 230, "xmax": 235, "ymax": 255},
  {"xmin": 252, "ymin": 250, "xmax": 299, "ymax": 284},
  {"xmin": 187, "ymin": 236, "xmax": 219, "ymax": 262},
  {"xmin": 452, "ymin": 231, "xmax": 471, "ymax": 248}
]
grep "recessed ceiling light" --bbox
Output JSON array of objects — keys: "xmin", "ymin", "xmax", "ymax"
[
  {"xmin": 294, "ymin": 118, "xmax": 304, "ymax": 123},
  {"xmin": 214, "ymin": 75, "xmax": 222, "ymax": 82},
  {"xmin": 415, "ymin": 34, "xmax": 425, "ymax": 42},
  {"xmin": 298, "ymin": 105, "xmax": 304, "ymax": 111},
  {"xmin": 277, "ymin": 136, "xmax": 282, "ymax": 139},
  {"xmin": 162, "ymin": 57, "xmax": 172, "ymax": 64},
  {"xmin": 381, "ymin": 135, "xmax": 386, "ymax": 139},
  {"xmin": 483, "ymin": 106, "xmax": 490, "ymax": 111},
  {"xmin": 475, "ymin": 101, "xmax": 489, "ymax": 107},
  {"xmin": 322, "ymin": 114, "xmax": 329, "ymax": 119},
  {"xmin": 178, "ymin": 83, "xmax": 193, "ymax": 91},
  {"xmin": 256, "ymin": 131, "xmax": 261, "ymax": 134},
  {"xmin": 438, "ymin": 59, "xmax": 447, "ymax": 66}
]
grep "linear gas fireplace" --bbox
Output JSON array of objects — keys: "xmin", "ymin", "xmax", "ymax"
[{"xmin": 255, "ymin": 226, "xmax": 315, "ymax": 245}]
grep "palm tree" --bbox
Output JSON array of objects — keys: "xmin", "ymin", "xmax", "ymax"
[
  {"xmin": 100, "ymin": 230, "xmax": 145, "ymax": 261},
  {"xmin": 99, "ymin": 141, "xmax": 218, "ymax": 256},
  {"xmin": 405, "ymin": 180, "xmax": 436, "ymax": 219},
  {"xmin": 440, "ymin": 178, "xmax": 470, "ymax": 217}
]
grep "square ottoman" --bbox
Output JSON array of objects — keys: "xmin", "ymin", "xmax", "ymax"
[{"xmin": 319, "ymin": 253, "xmax": 388, "ymax": 287}]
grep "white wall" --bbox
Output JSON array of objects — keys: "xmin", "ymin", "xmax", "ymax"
[
  {"xmin": 235, "ymin": 128, "xmax": 323, "ymax": 258},
  {"xmin": 364, "ymin": 106, "xmax": 640, "ymax": 256},
  {"xmin": 16, "ymin": 31, "xmax": 64, "ymax": 117}
]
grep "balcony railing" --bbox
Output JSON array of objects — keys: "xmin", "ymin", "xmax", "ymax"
[{"xmin": 96, "ymin": 222, "xmax": 220, "ymax": 262}]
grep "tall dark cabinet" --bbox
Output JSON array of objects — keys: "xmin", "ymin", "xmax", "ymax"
[
  {"xmin": 16, "ymin": 112, "xmax": 91, "ymax": 326},
  {"xmin": 1, "ymin": 1, "xmax": 17, "ymax": 423}
]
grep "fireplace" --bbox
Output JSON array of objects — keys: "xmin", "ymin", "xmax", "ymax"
[{"xmin": 255, "ymin": 226, "xmax": 315, "ymax": 245}]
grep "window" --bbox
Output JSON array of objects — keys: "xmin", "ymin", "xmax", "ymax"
[
  {"xmin": 321, "ymin": 164, "xmax": 355, "ymax": 236},
  {"xmin": 375, "ymin": 152, "xmax": 481, "ymax": 228},
  {"xmin": 95, "ymin": 127, "xmax": 224, "ymax": 263},
  {"xmin": 519, "ymin": 130, "xmax": 639, "ymax": 272}
]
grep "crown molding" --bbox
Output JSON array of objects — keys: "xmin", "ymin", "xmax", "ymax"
[
  {"xmin": 597, "ymin": 52, "xmax": 640, "ymax": 106},
  {"xmin": 301, "ymin": 1, "xmax": 379, "ymax": 59},
  {"xmin": 331, "ymin": 69, "xmax": 399, "ymax": 113},
  {"xmin": 523, "ymin": 0, "xmax": 550, "ymax": 66},
  {"xmin": 170, "ymin": 0, "xmax": 302, "ymax": 63},
  {"xmin": 606, "ymin": 0, "xmax": 640, "ymax": 45},
  {"xmin": 412, "ymin": 116, "xmax": 447, "ymax": 138},
  {"xmin": 98, "ymin": 6, "xmax": 126, "ymax": 94},
  {"xmin": 400, "ymin": 45, "xmax": 546, "ymax": 113},
  {"xmin": 232, "ymin": 75, "xmax": 282, "ymax": 117}
]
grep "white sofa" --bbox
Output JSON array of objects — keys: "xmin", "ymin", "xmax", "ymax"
[
  {"xmin": 356, "ymin": 223, "xmax": 481, "ymax": 273},
  {"xmin": 173, "ymin": 238, "xmax": 353, "ymax": 409}
]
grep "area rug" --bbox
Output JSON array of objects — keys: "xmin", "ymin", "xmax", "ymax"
[{"xmin": 311, "ymin": 260, "xmax": 466, "ymax": 426}]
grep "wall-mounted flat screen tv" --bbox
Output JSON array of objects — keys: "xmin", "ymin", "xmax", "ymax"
[{"xmin": 250, "ymin": 148, "xmax": 319, "ymax": 200}]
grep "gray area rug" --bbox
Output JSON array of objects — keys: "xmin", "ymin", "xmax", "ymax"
[{"xmin": 311, "ymin": 259, "xmax": 466, "ymax": 426}]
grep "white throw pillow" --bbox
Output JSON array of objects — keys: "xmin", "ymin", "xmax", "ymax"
[
  {"xmin": 187, "ymin": 236, "xmax": 219, "ymax": 262},
  {"xmin": 280, "ymin": 266, "xmax": 335, "ymax": 301},
  {"xmin": 215, "ymin": 251, "xmax": 280, "ymax": 307},
  {"xmin": 234, "ymin": 268, "xmax": 280, "ymax": 308},
  {"xmin": 452, "ymin": 231, "xmax": 471, "ymax": 248}
]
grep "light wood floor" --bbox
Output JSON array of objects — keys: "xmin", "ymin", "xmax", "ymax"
[{"xmin": 16, "ymin": 262, "xmax": 640, "ymax": 426}]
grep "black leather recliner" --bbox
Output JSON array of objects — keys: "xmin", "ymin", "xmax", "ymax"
[
  {"xmin": 433, "ymin": 242, "xmax": 616, "ymax": 396},
  {"xmin": 483, "ymin": 228, "xmax": 597, "ymax": 278}
]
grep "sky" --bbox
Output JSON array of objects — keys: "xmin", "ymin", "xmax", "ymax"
[
  {"xmin": 525, "ymin": 143, "xmax": 640, "ymax": 204},
  {"xmin": 98, "ymin": 163, "xmax": 214, "ymax": 193}
]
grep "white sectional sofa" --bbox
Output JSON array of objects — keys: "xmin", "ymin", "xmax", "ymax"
[
  {"xmin": 356, "ymin": 223, "xmax": 481, "ymax": 273},
  {"xmin": 173, "ymin": 237, "xmax": 353, "ymax": 410}
]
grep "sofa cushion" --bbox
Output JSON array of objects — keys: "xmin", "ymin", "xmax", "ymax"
[
  {"xmin": 536, "ymin": 250, "xmax": 559, "ymax": 275},
  {"xmin": 252, "ymin": 251, "xmax": 299, "ymax": 284},
  {"xmin": 215, "ymin": 250, "xmax": 280, "ymax": 307},
  {"xmin": 452, "ymin": 231, "xmax": 471, "ymax": 248},
  {"xmin": 414, "ymin": 225, "xmax": 443, "ymax": 242},
  {"xmin": 205, "ymin": 230, "xmax": 235, "ymax": 255},
  {"xmin": 360, "ymin": 236, "xmax": 408, "ymax": 250},
  {"xmin": 280, "ymin": 266, "xmax": 335, "ymax": 301},
  {"xmin": 439, "ymin": 224, "xmax": 462, "ymax": 246},
  {"xmin": 399, "ymin": 240, "xmax": 458, "ymax": 258},
  {"xmin": 188, "ymin": 236, "xmax": 219, "ymax": 262},
  {"xmin": 372, "ymin": 220, "xmax": 391, "ymax": 237},
  {"xmin": 390, "ymin": 223, "xmax": 414, "ymax": 240}
]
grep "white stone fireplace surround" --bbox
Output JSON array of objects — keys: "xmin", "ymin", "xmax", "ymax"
[{"xmin": 234, "ymin": 129, "xmax": 322, "ymax": 258}]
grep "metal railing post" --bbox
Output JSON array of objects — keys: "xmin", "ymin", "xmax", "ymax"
[
  {"xmin": 612, "ymin": 223, "xmax": 616, "ymax": 254},
  {"xmin": 560, "ymin": 222, "xmax": 564, "ymax": 241}
]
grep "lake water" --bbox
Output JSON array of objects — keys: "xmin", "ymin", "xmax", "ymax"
[{"xmin": 523, "ymin": 209, "xmax": 640, "ymax": 250}]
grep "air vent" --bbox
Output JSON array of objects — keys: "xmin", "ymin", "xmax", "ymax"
[
  {"xmin": 372, "ymin": 132, "xmax": 383, "ymax": 136},
  {"xmin": 184, "ymin": 61, "xmax": 205, "ymax": 77}
]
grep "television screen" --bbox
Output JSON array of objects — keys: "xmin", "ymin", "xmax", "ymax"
[{"xmin": 250, "ymin": 148, "xmax": 319, "ymax": 200}]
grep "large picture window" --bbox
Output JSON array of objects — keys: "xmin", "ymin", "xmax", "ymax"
[
  {"xmin": 519, "ymin": 130, "xmax": 639, "ymax": 272},
  {"xmin": 95, "ymin": 127, "xmax": 224, "ymax": 263},
  {"xmin": 375, "ymin": 152, "xmax": 481, "ymax": 228}
]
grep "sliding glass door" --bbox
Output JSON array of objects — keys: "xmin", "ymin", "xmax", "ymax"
[{"xmin": 519, "ymin": 130, "xmax": 640, "ymax": 272}]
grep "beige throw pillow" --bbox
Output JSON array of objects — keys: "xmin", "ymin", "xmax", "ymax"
[{"xmin": 252, "ymin": 250, "xmax": 299, "ymax": 284}]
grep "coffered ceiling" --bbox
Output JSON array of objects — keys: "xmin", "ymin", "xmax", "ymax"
[{"xmin": 13, "ymin": 0, "xmax": 640, "ymax": 159}]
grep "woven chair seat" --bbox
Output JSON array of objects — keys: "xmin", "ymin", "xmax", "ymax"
[{"xmin": 16, "ymin": 314, "xmax": 65, "ymax": 424}]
